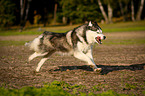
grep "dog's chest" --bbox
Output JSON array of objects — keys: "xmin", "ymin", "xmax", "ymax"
[{"xmin": 77, "ymin": 42, "xmax": 91, "ymax": 53}]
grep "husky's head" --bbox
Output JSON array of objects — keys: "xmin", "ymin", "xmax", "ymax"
[{"xmin": 86, "ymin": 21, "xmax": 106, "ymax": 44}]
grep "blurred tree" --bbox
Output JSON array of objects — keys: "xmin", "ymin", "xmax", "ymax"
[
  {"xmin": 118, "ymin": 0, "xmax": 130, "ymax": 21},
  {"xmin": 60, "ymin": 0, "xmax": 77, "ymax": 25},
  {"xmin": 118, "ymin": 0, "xmax": 125, "ymax": 21},
  {"xmin": 136, "ymin": 0, "xmax": 144, "ymax": 21},
  {"xmin": 1, "ymin": 0, "xmax": 145, "ymax": 27},
  {"xmin": 118, "ymin": 0, "xmax": 144, "ymax": 21},
  {"xmin": 98, "ymin": 0, "xmax": 114, "ymax": 23},
  {"xmin": 98, "ymin": 0, "xmax": 108, "ymax": 23},
  {"xmin": 76, "ymin": 0, "xmax": 101, "ymax": 23},
  {"xmin": 0, "ymin": 0, "xmax": 15, "ymax": 27},
  {"xmin": 60, "ymin": 0, "xmax": 102, "ymax": 24},
  {"xmin": 131, "ymin": 0, "xmax": 135, "ymax": 21},
  {"xmin": 53, "ymin": 0, "xmax": 58, "ymax": 25},
  {"xmin": 20, "ymin": 0, "xmax": 32, "ymax": 32},
  {"xmin": 108, "ymin": 1, "xmax": 113, "ymax": 23}
]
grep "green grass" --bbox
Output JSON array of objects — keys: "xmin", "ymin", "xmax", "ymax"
[
  {"xmin": 102, "ymin": 26, "xmax": 145, "ymax": 32},
  {"xmin": 0, "ymin": 81, "xmax": 131, "ymax": 96},
  {"xmin": 0, "ymin": 41, "xmax": 27, "ymax": 46},
  {"xmin": 100, "ymin": 20, "xmax": 145, "ymax": 32},
  {"xmin": 0, "ymin": 20, "xmax": 145, "ymax": 36}
]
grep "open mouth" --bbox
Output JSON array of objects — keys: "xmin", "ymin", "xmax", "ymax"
[{"xmin": 95, "ymin": 36, "xmax": 102, "ymax": 44}]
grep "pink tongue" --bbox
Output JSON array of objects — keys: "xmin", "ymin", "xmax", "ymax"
[
  {"xmin": 96, "ymin": 36, "xmax": 102, "ymax": 44},
  {"xmin": 97, "ymin": 36, "xmax": 101, "ymax": 41}
]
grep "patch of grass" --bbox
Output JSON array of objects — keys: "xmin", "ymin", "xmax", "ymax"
[
  {"xmin": 142, "ymin": 90, "xmax": 145, "ymax": 95},
  {"xmin": 125, "ymin": 83, "xmax": 137, "ymax": 90},
  {"xmin": 0, "ymin": 81, "xmax": 131, "ymax": 96},
  {"xmin": 0, "ymin": 41, "xmax": 27, "ymax": 46},
  {"xmin": 0, "ymin": 20, "xmax": 145, "ymax": 36},
  {"xmin": 102, "ymin": 26, "xmax": 145, "ymax": 33},
  {"xmin": 0, "ymin": 25, "xmax": 79, "ymax": 36},
  {"xmin": 100, "ymin": 20, "xmax": 145, "ymax": 32},
  {"xmin": 0, "ymin": 81, "xmax": 71, "ymax": 96},
  {"xmin": 96, "ymin": 90, "xmax": 129, "ymax": 96}
]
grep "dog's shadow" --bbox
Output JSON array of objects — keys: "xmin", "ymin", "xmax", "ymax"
[{"xmin": 54, "ymin": 63, "xmax": 145, "ymax": 75}]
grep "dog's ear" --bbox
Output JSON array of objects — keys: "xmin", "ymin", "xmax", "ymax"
[
  {"xmin": 88, "ymin": 21, "xmax": 93, "ymax": 26},
  {"xmin": 94, "ymin": 21, "xmax": 98, "ymax": 25}
]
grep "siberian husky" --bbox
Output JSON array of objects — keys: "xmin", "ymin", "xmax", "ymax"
[{"xmin": 25, "ymin": 21, "xmax": 106, "ymax": 72}]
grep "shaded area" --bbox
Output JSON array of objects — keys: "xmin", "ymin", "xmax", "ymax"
[
  {"xmin": 100, "ymin": 63, "xmax": 145, "ymax": 75},
  {"xmin": 54, "ymin": 63, "xmax": 145, "ymax": 75}
]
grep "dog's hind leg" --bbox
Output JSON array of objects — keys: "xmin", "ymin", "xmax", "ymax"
[
  {"xmin": 28, "ymin": 52, "xmax": 48, "ymax": 62},
  {"xmin": 35, "ymin": 50, "xmax": 55, "ymax": 72}
]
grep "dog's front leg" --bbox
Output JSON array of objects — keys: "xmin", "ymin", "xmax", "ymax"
[
  {"xmin": 36, "ymin": 57, "xmax": 48, "ymax": 72},
  {"xmin": 85, "ymin": 48, "xmax": 102, "ymax": 72},
  {"xmin": 85, "ymin": 46, "xmax": 93, "ymax": 60},
  {"xmin": 74, "ymin": 50, "xmax": 100, "ymax": 71}
]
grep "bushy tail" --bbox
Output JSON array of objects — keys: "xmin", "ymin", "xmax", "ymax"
[
  {"xmin": 25, "ymin": 41, "xmax": 32, "ymax": 47},
  {"xmin": 25, "ymin": 35, "xmax": 43, "ymax": 52}
]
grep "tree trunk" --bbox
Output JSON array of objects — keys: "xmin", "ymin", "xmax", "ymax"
[
  {"xmin": 19, "ymin": 0, "xmax": 31, "ymax": 32},
  {"xmin": 98, "ymin": 0, "xmax": 109, "ymax": 24},
  {"xmin": 53, "ymin": 3, "xmax": 57, "ymax": 25},
  {"xmin": 20, "ymin": 0, "xmax": 25, "ymax": 32},
  {"xmin": 136, "ymin": 0, "xmax": 144, "ymax": 21},
  {"xmin": 108, "ymin": 2, "xmax": 113, "ymax": 23},
  {"xmin": 131, "ymin": 0, "xmax": 135, "ymax": 21},
  {"xmin": 20, "ymin": 0, "xmax": 25, "ymax": 22},
  {"xmin": 62, "ymin": 16, "xmax": 67, "ymax": 24},
  {"xmin": 24, "ymin": 0, "xmax": 31, "ymax": 21},
  {"xmin": 124, "ymin": 4, "xmax": 128, "ymax": 21},
  {"xmin": 119, "ymin": 1, "xmax": 125, "ymax": 21},
  {"xmin": 43, "ymin": 8, "xmax": 48, "ymax": 27}
]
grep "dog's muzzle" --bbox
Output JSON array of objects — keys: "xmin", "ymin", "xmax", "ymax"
[
  {"xmin": 103, "ymin": 36, "xmax": 106, "ymax": 40},
  {"xmin": 95, "ymin": 36, "xmax": 106, "ymax": 44}
]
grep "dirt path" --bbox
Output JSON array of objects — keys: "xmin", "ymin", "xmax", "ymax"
[{"xmin": 0, "ymin": 31, "xmax": 145, "ymax": 95}]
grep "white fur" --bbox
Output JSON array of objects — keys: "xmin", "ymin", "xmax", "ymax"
[
  {"xmin": 72, "ymin": 29, "xmax": 105, "ymax": 68},
  {"xmin": 36, "ymin": 58, "xmax": 48, "ymax": 72},
  {"xmin": 88, "ymin": 21, "xmax": 93, "ymax": 26},
  {"xmin": 28, "ymin": 52, "xmax": 48, "ymax": 62},
  {"xmin": 66, "ymin": 30, "xmax": 73, "ymax": 47},
  {"xmin": 86, "ymin": 30, "xmax": 105, "ymax": 43},
  {"xmin": 74, "ymin": 33, "xmax": 97, "ymax": 68},
  {"xmin": 30, "ymin": 35, "xmax": 43, "ymax": 52},
  {"xmin": 73, "ymin": 46, "xmax": 97, "ymax": 69}
]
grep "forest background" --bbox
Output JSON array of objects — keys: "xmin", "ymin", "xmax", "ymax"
[{"xmin": 0, "ymin": 0, "xmax": 145, "ymax": 31}]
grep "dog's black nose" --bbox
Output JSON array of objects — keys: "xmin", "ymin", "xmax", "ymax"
[{"xmin": 103, "ymin": 36, "xmax": 106, "ymax": 40}]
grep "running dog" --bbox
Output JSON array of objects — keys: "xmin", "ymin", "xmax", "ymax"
[{"xmin": 25, "ymin": 21, "xmax": 106, "ymax": 72}]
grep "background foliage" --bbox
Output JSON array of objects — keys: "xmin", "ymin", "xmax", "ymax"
[
  {"xmin": 0, "ymin": 0, "xmax": 15, "ymax": 27},
  {"xmin": 0, "ymin": 0, "xmax": 144, "ymax": 28}
]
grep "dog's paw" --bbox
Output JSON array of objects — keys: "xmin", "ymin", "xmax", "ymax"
[
  {"xmin": 89, "ymin": 65, "xmax": 102, "ymax": 72},
  {"xmin": 93, "ymin": 68, "xmax": 102, "ymax": 73}
]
